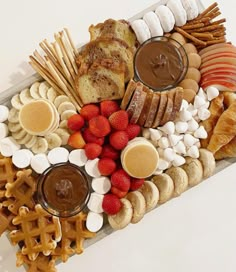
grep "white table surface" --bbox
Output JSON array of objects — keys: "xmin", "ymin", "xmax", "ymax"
[{"xmin": 1, "ymin": 0, "xmax": 236, "ymax": 271}]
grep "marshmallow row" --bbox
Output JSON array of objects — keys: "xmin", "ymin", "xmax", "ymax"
[
  {"xmin": 131, "ymin": 0, "xmax": 199, "ymax": 44},
  {"xmin": 142, "ymin": 87, "xmax": 219, "ymax": 174}
]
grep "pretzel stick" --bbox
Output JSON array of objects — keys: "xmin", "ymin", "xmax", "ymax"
[
  {"xmin": 175, "ymin": 27, "xmax": 206, "ymax": 46},
  {"xmin": 212, "ymin": 31, "xmax": 226, "ymax": 37},
  {"xmin": 182, "ymin": 23, "xmax": 204, "ymax": 30},
  {"xmin": 185, "ymin": 24, "xmax": 223, "ymax": 33},
  {"xmin": 206, "ymin": 38, "xmax": 226, "ymax": 45},
  {"xmin": 207, "ymin": 7, "xmax": 220, "ymax": 18},
  {"xmin": 43, "ymin": 39, "xmax": 57, "ymax": 60},
  {"xmin": 33, "ymin": 50, "xmax": 46, "ymax": 67},
  {"xmin": 191, "ymin": 32, "xmax": 214, "ymax": 40},
  {"xmin": 64, "ymin": 28, "xmax": 78, "ymax": 56},
  {"xmin": 210, "ymin": 11, "xmax": 221, "ymax": 20},
  {"xmin": 197, "ymin": 2, "xmax": 218, "ymax": 19},
  {"xmin": 212, "ymin": 18, "xmax": 226, "ymax": 25}
]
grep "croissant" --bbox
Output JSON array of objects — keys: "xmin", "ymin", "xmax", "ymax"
[
  {"xmin": 201, "ymin": 94, "xmax": 224, "ymax": 148},
  {"xmin": 214, "ymin": 136, "xmax": 236, "ymax": 160},
  {"xmin": 207, "ymin": 102, "xmax": 236, "ymax": 154},
  {"xmin": 223, "ymin": 91, "xmax": 236, "ymax": 108}
]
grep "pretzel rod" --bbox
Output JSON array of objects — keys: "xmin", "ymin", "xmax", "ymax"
[
  {"xmin": 46, "ymin": 58, "xmax": 81, "ymax": 110},
  {"xmin": 182, "ymin": 23, "xmax": 204, "ymax": 30},
  {"xmin": 33, "ymin": 50, "xmax": 46, "ymax": 67},
  {"xmin": 39, "ymin": 41, "xmax": 57, "ymax": 64},
  {"xmin": 198, "ymin": 2, "xmax": 218, "ymax": 19},
  {"xmin": 64, "ymin": 28, "xmax": 78, "ymax": 56},
  {"xmin": 191, "ymin": 32, "xmax": 214, "ymax": 40},
  {"xmin": 175, "ymin": 27, "xmax": 206, "ymax": 46},
  {"xmin": 206, "ymin": 38, "xmax": 226, "ymax": 45},
  {"xmin": 60, "ymin": 31, "xmax": 78, "ymax": 76},
  {"xmin": 43, "ymin": 39, "xmax": 57, "ymax": 60},
  {"xmin": 185, "ymin": 24, "xmax": 223, "ymax": 33}
]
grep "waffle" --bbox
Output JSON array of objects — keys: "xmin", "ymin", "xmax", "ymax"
[
  {"xmin": 0, "ymin": 156, "xmax": 16, "ymax": 202},
  {"xmin": 0, "ymin": 206, "xmax": 16, "ymax": 236},
  {"xmin": 16, "ymin": 252, "xmax": 57, "ymax": 272},
  {"xmin": 4, "ymin": 169, "xmax": 36, "ymax": 215},
  {"xmin": 52, "ymin": 211, "xmax": 95, "ymax": 262},
  {"xmin": 10, "ymin": 204, "xmax": 62, "ymax": 261}
]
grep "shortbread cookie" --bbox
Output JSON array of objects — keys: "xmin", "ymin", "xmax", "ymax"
[
  {"xmin": 170, "ymin": 32, "xmax": 186, "ymax": 46},
  {"xmin": 188, "ymin": 53, "xmax": 202, "ymax": 69},
  {"xmin": 126, "ymin": 191, "xmax": 146, "ymax": 224},
  {"xmin": 198, "ymin": 149, "xmax": 216, "ymax": 178},
  {"xmin": 181, "ymin": 157, "xmax": 203, "ymax": 187},
  {"xmin": 185, "ymin": 67, "xmax": 201, "ymax": 83},
  {"xmin": 179, "ymin": 79, "xmax": 199, "ymax": 93},
  {"xmin": 139, "ymin": 180, "xmax": 159, "ymax": 212},
  {"xmin": 152, "ymin": 173, "xmax": 174, "ymax": 204},
  {"xmin": 165, "ymin": 167, "xmax": 188, "ymax": 197},
  {"xmin": 183, "ymin": 88, "xmax": 196, "ymax": 103},
  {"xmin": 183, "ymin": 43, "xmax": 198, "ymax": 54}
]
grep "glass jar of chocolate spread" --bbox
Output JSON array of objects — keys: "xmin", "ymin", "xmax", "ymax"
[
  {"xmin": 134, "ymin": 36, "xmax": 188, "ymax": 91},
  {"xmin": 37, "ymin": 163, "xmax": 90, "ymax": 217}
]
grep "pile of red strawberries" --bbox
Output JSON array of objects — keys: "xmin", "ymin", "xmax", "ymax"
[{"xmin": 67, "ymin": 100, "xmax": 144, "ymax": 215}]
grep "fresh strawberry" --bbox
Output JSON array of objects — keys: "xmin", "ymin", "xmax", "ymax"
[
  {"xmin": 80, "ymin": 104, "xmax": 100, "ymax": 121},
  {"xmin": 67, "ymin": 114, "xmax": 85, "ymax": 131},
  {"xmin": 111, "ymin": 169, "xmax": 131, "ymax": 192},
  {"xmin": 67, "ymin": 131, "xmax": 86, "ymax": 149},
  {"xmin": 102, "ymin": 194, "xmax": 122, "ymax": 215},
  {"xmin": 125, "ymin": 123, "xmax": 141, "ymax": 140},
  {"xmin": 98, "ymin": 158, "xmax": 117, "ymax": 176},
  {"xmin": 109, "ymin": 110, "xmax": 129, "ymax": 130},
  {"xmin": 130, "ymin": 178, "xmax": 145, "ymax": 191},
  {"xmin": 100, "ymin": 100, "xmax": 120, "ymax": 118},
  {"xmin": 89, "ymin": 115, "xmax": 111, "ymax": 137},
  {"xmin": 109, "ymin": 131, "xmax": 129, "ymax": 150},
  {"xmin": 100, "ymin": 144, "xmax": 120, "ymax": 160},
  {"xmin": 83, "ymin": 128, "xmax": 105, "ymax": 146},
  {"xmin": 111, "ymin": 187, "xmax": 128, "ymax": 198},
  {"xmin": 84, "ymin": 143, "xmax": 102, "ymax": 160}
]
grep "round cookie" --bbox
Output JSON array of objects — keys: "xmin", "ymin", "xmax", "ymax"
[
  {"xmin": 188, "ymin": 53, "xmax": 202, "ymax": 69},
  {"xmin": 185, "ymin": 67, "xmax": 201, "ymax": 83},
  {"xmin": 126, "ymin": 191, "xmax": 146, "ymax": 224},
  {"xmin": 170, "ymin": 32, "xmax": 187, "ymax": 46},
  {"xmin": 181, "ymin": 157, "xmax": 203, "ymax": 187},
  {"xmin": 152, "ymin": 173, "xmax": 174, "ymax": 204},
  {"xmin": 165, "ymin": 167, "xmax": 188, "ymax": 197},
  {"xmin": 183, "ymin": 43, "xmax": 198, "ymax": 54},
  {"xmin": 179, "ymin": 79, "xmax": 199, "ymax": 93},
  {"xmin": 198, "ymin": 148, "xmax": 216, "ymax": 178},
  {"xmin": 139, "ymin": 180, "xmax": 159, "ymax": 212},
  {"xmin": 183, "ymin": 88, "xmax": 196, "ymax": 103}
]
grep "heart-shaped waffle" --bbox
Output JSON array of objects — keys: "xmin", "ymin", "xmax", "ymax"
[
  {"xmin": 10, "ymin": 204, "xmax": 62, "ymax": 261},
  {"xmin": 52, "ymin": 211, "xmax": 95, "ymax": 262}
]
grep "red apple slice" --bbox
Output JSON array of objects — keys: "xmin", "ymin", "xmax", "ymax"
[
  {"xmin": 201, "ymin": 67, "xmax": 236, "ymax": 77},
  {"xmin": 200, "ymin": 63, "xmax": 236, "ymax": 74},
  {"xmin": 201, "ymin": 72, "xmax": 236, "ymax": 81},
  {"xmin": 201, "ymin": 47, "xmax": 236, "ymax": 60},
  {"xmin": 201, "ymin": 79, "xmax": 236, "ymax": 92},
  {"xmin": 202, "ymin": 53, "xmax": 236, "ymax": 63},
  {"xmin": 201, "ymin": 76, "xmax": 236, "ymax": 88},
  {"xmin": 201, "ymin": 57, "xmax": 236, "ymax": 68},
  {"xmin": 199, "ymin": 43, "xmax": 234, "ymax": 56}
]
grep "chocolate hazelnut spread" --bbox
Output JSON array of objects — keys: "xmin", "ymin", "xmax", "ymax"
[
  {"xmin": 37, "ymin": 163, "xmax": 90, "ymax": 217},
  {"xmin": 134, "ymin": 38, "xmax": 185, "ymax": 90}
]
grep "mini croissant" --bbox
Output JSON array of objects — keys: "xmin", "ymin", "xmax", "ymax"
[{"xmin": 214, "ymin": 136, "xmax": 236, "ymax": 160}]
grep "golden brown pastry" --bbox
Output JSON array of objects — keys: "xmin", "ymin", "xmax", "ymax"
[{"xmin": 214, "ymin": 137, "xmax": 236, "ymax": 160}]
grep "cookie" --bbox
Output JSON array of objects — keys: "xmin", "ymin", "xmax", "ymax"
[
  {"xmin": 179, "ymin": 78, "xmax": 199, "ymax": 93},
  {"xmin": 170, "ymin": 32, "xmax": 187, "ymax": 46},
  {"xmin": 198, "ymin": 148, "xmax": 216, "ymax": 178},
  {"xmin": 185, "ymin": 67, "xmax": 201, "ymax": 83},
  {"xmin": 183, "ymin": 43, "xmax": 198, "ymax": 54},
  {"xmin": 183, "ymin": 88, "xmax": 196, "ymax": 103},
  {"xmin": 188, "ymin": 53, "xmax": 202, "ymax": 69},
  {"xmin": 126, "ymin": 191, "xmax": 146, "ymax": 224},
  {"xmin": 139, "ymin": 180, "xmax": 159, "ymax": 212},
  {"xmin": 181, "ymin": 157, "xmax": 203, "ymax": 187}
]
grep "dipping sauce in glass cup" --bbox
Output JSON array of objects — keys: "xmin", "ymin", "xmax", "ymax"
[
  {"xmin": 134, "ymin": 36, "xmax": 188, "ymax": 91},
  {"xmin": 37, "ymin": 163, "xmax": 90, "ymax": 217}
]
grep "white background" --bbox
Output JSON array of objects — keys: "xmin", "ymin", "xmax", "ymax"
[{"xmin": 1, "ymin": 0, "xmax": 236, "ymax": 272}]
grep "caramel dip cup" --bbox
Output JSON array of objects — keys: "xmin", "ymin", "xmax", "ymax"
[
  {"xmin": 37, "ymin": 163, "xmax": 91, "ymax": 217},
  {"xmin": 134, "ymin": 36, "xmax": 188, "ymax": 91}
]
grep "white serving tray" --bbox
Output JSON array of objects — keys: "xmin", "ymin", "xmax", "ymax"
[{"xmin": 2, "ymin": 0, "xmax": 234, "ymax": 259}]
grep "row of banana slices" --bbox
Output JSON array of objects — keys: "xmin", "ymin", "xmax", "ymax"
[{"xmin": 7, "ymin": 81, "xmax": 77, "ymax": 154}]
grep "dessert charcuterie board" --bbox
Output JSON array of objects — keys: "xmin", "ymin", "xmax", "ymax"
[{"xmin": 1, "ymin": 0, "xmax": 236, "ymax": 271}]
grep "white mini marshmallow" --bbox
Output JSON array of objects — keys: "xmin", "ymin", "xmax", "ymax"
[
  {"xmin": 187, "ymin": 104, "xmax": 198, "ymax": 117},
  {"xmin": 194, "ymin": 96, "xmax": 206, "ymax": 109},
  {"xmin": 149, "ymin": 128, "xmax": 162, "ymax": 142},
  {"xmin": 163, "ymin": 148, "xmax": 176, "ymax": 162},
  {"xmin": 0, "ymin": 137, "xmax": 21, "ymax": 157},
  {"xmin": 30, "ymin": 154, "xmax": 50, "ymax": 174},
  {"xmin": 173, "ymin": 140, "xmax": 186, "ymax": 155},
  {"xmin": 12, "ymin": 149, "xmax": 33, "ymax": 169},
  {"xmin": 180, "ymin": 99, "xmax": 189, "ymax": 111},
  {"xmin": 197, "ymin": 88, "xmax": 207, "ymax": 101},
  {"xmin": 0, "ymin": 105, "xmax": 9, "ymax": 123},
  {"xmin": 206, "ymin": 86, "xmax": 219, "ymax": 101},
  {"xmin": 85, "ymin": 159, "xmax": 101, "ymax": 178},
  {"xmin": 175, "ymin": 121, "xmax": 188, "ymax": 134},
  {"xmin": 0, "ymin": 123, "xmax": 9, "ymax": 140},
  {"xmin": 159, "ymin": 121, "xmax": 175, "ymax": 135},
  {"xmin": 172, "ymin": 154, "xmax": 186, "ymax": 167},
  {"xmin": 87, "ymin": 193, "xmax": 104, "ymax": 213},
  {"xmin": 187, "ymin": 118, "xmax": 199, "ymax": 132},
  {"xmin": 158, "ymin": 137, "xmax": 170, "ymax": 149},
  {"xmin": 198, "ymin": 108, "xmax": 211, "ymax": 121},
  {"xmin": 92, "ymin": 177, "xmax": 111, "ymax": 195},
  {"xmin": 48, "ymin": 147, "xmax": 69, "ymax": 164},
  {"xmin": 194, "ymin": 126, "xmax": 208, "ymax": 139},
  {"xmin": 69, "ymin": 149, "xmax": 88, "ymax": 167},
  {"xmin": 169, "ymin": 134, "xmax": 183, "ymax": 147},
  {"xmin": 86, "ymin": 211, "xmax": 103, "ymax": 233},
  {"xmin": 157, "ymin": 158, "xmax": 171, "ymax": 170},
  {"xmin": 184, "ymin": 134, "xmax": 199, "ymax": 147},
  {"xmin": 142, "ymin": 128, "xmax": 151, "ymax": 139},
  {"xmin": 179, "ymin": 109, "xmax": 192, "ymax": 122},
  {"xmin": 187, "ymin": 145, "xmax": 200, "ymax": 158}
]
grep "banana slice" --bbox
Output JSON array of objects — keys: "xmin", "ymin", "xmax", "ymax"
[
  {"xmin": 47, "ymin": 87, "xmax": 58, "ymax": 102},
  {"xmin": 54, "ymin": 95, "xmax": 70, "ymax": 109},
  {"xmin": 11, "ymin": 129, "xmax": 27, "ymax": 140},
  {"xmin": 31, "ymin": 137, "xmax": 48, "ymax": 154},
  {"xmin": 45, "ymin": 133, "xmax": 62, "ymax": 149},
  {"xmin": 8, "ymin": 122, "xmax": 22, "ymax": 133},
  {"xmin": 12, "ymin": 149, "xmax": 33, "ymax": 169},
  {"xmin": 139, "ymin": 180, "xmax": 159, "ymax": 212},
  {"xmin": 8, "ymin": 108, "xmax": 19, "ymax": 123},
  {"xmin": 17, "ymin": 133, "xmax": 34, "ymax": 145},
  {"xmin": 61, "ymin": 110, "xmax": 77, "ymax": 121},
  {"xmin": 19, "ymin": 88, "xmax": 34, "ymax": 104},
  {"xmin": 152, "ymin": 173, "xmax": 174, "ymax": 204},
  {"xmin": 11, "ymin": 94, "xmax": 24, "ymax": 110},
  {"xmin": 55, "ymin": 128, "xmax": 70, "ymax": 145},
  {"xmin": 39, "ymin": 81, "xmax": 50, "ymax": 99},
  {"xmin": 58, "ymin": 102, "xmax": 76, "ymax": 115},
  {"xmin": 29, "ymin": 82, "xmax": 41, "ymax": 99},
  {"xmin": 126, "ymin": 191, "xmax": 146, "ymax": 224},
  {"xmin": 59, "ymin": 120, "xmax": 68, "ymax": 129},
  {"xmin": 24, "ymin": 135, "xmax": 38, "ymax": 148},
  {"xmin": 108, "ymin": 198, "xmax": 133, "ymax": 230}
]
